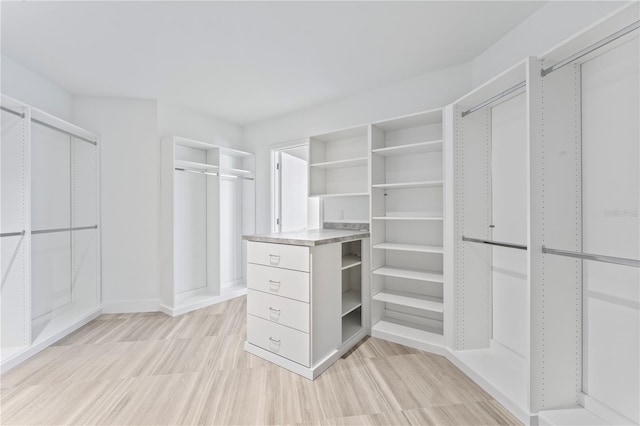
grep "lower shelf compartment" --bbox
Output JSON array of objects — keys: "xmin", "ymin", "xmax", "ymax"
[
  {"xmin": 372, "ymin": 317, "xmax": 444, "ymax": 347},
  {"xmin": 538, "ymin": 408, "xmax": 609, "ymax": 426},
  {"xmin": 373, "ymin": 290, "xmax": 443, "ymax": 313},
  {"xmin": 342, "ymin": 307, "xmax": 362, "ymax": 343}
]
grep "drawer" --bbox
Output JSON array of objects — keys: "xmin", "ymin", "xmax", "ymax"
[
  {"xmin": 247, "ymin": 241, "xmax": 309, "ymax": 272},
  {"xmin": 247, "ymin": 314, "xmax": 310, "ymax": 366},
  {"xmin": 247, "ymin": 289, "xmax": 309, "ymax": 333},
  {"xmin": 247, "ymin": 263, "xmax": 310, "ymax": 302}
]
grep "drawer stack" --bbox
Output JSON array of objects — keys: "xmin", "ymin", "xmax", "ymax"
[{"xmin": 246, "ymin": 242, "xmax": 311, "ymax": 366}]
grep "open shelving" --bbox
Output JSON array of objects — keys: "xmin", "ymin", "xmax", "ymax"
[
  {"xmin": 369, "ymin": 108, "xmax": 446, "ymax": 352},
  {"xmin": 308, "ymin": 125, "xmax": 370, "ymax": 223},
  {"xmin": 341, "ymin": 240, "xmax": 363, "ymax": 343},
  {"xmin": 161, "ymin": 136, "xmax": 255, "ymax": 316}
]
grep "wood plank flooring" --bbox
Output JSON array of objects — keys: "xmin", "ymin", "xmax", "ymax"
[{"xmin": 0, "ymin": 296, "xmax": 521, "ymax": 425}]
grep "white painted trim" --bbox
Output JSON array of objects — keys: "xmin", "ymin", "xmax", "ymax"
[
  {"xmin": 162, "ymin": 288, "xmax": 247, "ymax": 317},
  {"xmin": 101, "ymin": 298, "xmax": 161, "ymax": 314},
  {"xmin": 581, "ymin": 393, "xmax": 637, "ymax": 426},
  {"xmin": 1, "ymin": 308, "xmax": 102, "ymax": 374}
]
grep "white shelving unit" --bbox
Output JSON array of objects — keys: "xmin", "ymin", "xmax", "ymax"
[
  {"xmin": 1, "ymin": 95, "xmax": 102, "ymax": 373},
  {"xmin": 341, "ymin": 240, "xmax": 364, "ymax": 343},
  {"xmin": 309, "ymin": 125, "xmax": 370, "ymax": 224},
  {"xmin": 369, "ymin": 108, "xmax": 446, "ymax": 351},
  {"xmin": 160, "ymin": 136, "xmax": 255, "ymax": 316}
]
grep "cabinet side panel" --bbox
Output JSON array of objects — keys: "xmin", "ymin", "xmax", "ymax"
[{"xmin": 311, "ymin": 242, "xmax": 341, "ymax": 363}]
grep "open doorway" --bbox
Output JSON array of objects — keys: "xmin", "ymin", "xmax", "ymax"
[{"xmin": 271, "ymin": 143, "xmax": 309, "ymax": 233}]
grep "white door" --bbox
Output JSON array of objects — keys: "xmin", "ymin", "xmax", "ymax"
[{"xmin": 278, "ymin": 151, "xmax": 308, "ymax": 232}]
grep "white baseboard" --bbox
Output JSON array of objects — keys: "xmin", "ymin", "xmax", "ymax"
[
  {"xmin": 1, "ymin": 308, "xmax": 102, "ymax": 374},
  {"xmin": 101, "ymin": 298, "xmax": 161, "ymax": 314}
]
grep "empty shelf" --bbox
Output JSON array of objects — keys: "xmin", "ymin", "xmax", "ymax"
[
  {"xmin": 310, "ymin": 192, "xmax": 370, "ymax": 198},
  {"xmin": 372, "ymin": 180, "xmax": 443, "ymax": 190},
  {"xmin": 175, "ymin": 160, "xmax": 219, "ymax": 170},
  {"xmin": 342, "ymin": 290, "xmax": 362, "ymax": 316},
  {"xmin": 538, "ymin": 408, "xmax": 610, "ymax": 426},
  {"xmin": 220, "ymin": 167, "xmax": 252, "ymax": 176},
  {"xmin": 373, "ymin": 266, "xmax": 444, "ymax": 283},
  {"xmin": 342, "ymin": 254, "xmax": 362, "ymax": 270},
  {"xmin": 372, "ymin": 318, "xmax": 444, "ymax": 346},
  {"xmin": 372, "ymin": 140, "xmax": 443, "ymax": 157},
  {"xmin": 371, "ymin": 216, "xmax": 443, "ymax": 221},
  {"xmin": 372, "ymin": 243, "xmax": 443, "ymax": 254},
  {"xmin": 309, "ymin": 157, "xmax": 368, "ymax": 169},
  {"xmin": 342, "ymin": 310, "xmax": 362, "ymax": 342},
  {"xmin": 373, "ymin": 290, "xmax": 443, "ymax": 313}
]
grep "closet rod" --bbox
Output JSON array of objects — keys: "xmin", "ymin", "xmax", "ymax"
[
  {"xmin": 175, "ymin": 167, "xmax": 255, "ymax": 181},
  {"xmin": 31, "ymin": 225, "xmax": 98, "ymax": 235},
  {"xmin": 462, "ymin": 236, "xmax": 527, "ymax": 250},
  {"xmin": 461, "ymin": 81, "xmax": 526, "ymax": 117},
  {"xmin": 542, "ymin": 246, "xmax": 639, "ymax": 268},
  {"xmin": 31, "ymin": 118, "xmax": 97, "ymax": 146},
  {"xmin": 1, "ymin": 105, "xmax": 25, "ymax": 118},
  {"xmin": 0, "ymin": 230, "xmax": 25, "ymax": 238},
  {"xmin": 541, "ymin": 20, "xmax": 640, "ymax": 77}
]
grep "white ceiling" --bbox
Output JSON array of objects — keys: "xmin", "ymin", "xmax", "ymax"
[{"xmin": 1, "ymin": 1, "xmax": 544, "ymax": 125}]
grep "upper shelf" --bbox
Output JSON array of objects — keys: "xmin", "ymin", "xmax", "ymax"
[
  {"xmin": 175, "ymin": 159, "xmax": 219, "ymax": 171},
  {"xmin": 310, "ymin": 157, "xmax": 368, "ymax": 169},
  {"xmin": 372, "ymin": 140, "xmax": 443, "ymax": 157}
]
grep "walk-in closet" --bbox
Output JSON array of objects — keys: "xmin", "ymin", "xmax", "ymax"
[{"xmin": 0, "ymin": 2, "xmax": 637, "ymax": 425}]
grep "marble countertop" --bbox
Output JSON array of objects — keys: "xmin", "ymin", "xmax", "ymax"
[{"xmin": 243, "ymin": 229, "xmax": 370, "ymax": 247}]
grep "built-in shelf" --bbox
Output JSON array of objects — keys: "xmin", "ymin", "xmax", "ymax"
[
  {"xmin": 372, "ymin": 243, "xmax": 443, "ymax": 254},
  {"xmin": 309, "ymin": 157, "xmax": 368, "ymax": 169},
  {"xmin": 342, "ymin": 290, "xmax": 362, "ymax": 316},
  {"xmin": 371, "ymin": 216, "xmax": 443, "ymax": 221},
  {"xmin": 373, "ymin": 266, "xmax": 444, "ymax": 283},
  {"xmin": 342, "ymin": 255, "xmax": 362, "ymax": 270},
  {"xmin": 220, "ymin": 167, "xmax": 252, "ymax": 176},
  {"xmin": 373, "ymin": 290, "xmax": 444, "ymax": 313},
  {"xmin": 342, "ymin": 309, "xmax": 362, "ymax": 343},
  {"xmin": 372, "ymin": 180, "xmax": 443, "ymax": 190},
  {"xmin": 310, "ymin": 192, "xmax": 370, "ymax": 198},
  {"xmin": 372, "ymin": 140, "xmax": 443, "ymax": 157},
  {"xmin": 175, "ymin": 159, "xmax": 219, "ymax": 170},
  {"xmin": 372, "ymin": 318, "xmax": 444, "ymax": 345}
]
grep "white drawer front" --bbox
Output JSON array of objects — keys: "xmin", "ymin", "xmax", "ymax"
[
  {"xmin": 247, "ymin": 315, "xmax": 310, "ymax": 366},
  {"xmin": 247, "ymin": 289, "xmax": 309, "ymax": 333},
  {"xmin": 247, "ymin": 241, "xmax": 310, "ymax": 272},
  {"xmin": 247, "ymin": 263, "xmax": 310, "ymax": 303}
]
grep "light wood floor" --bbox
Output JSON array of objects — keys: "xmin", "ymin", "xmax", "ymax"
[{"xmin": 1, "ymin": 296, "xmax": 520, "ymax": 425}]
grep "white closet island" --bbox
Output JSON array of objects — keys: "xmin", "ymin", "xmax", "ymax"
[{"xmin": 243, "ymin": 228, "xmax": 370, "ymax": 379}]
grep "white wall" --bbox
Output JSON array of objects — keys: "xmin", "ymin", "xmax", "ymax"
[
  {"xmin": 158, "ymin": 102, "xmax": 242, "ymax": 147},
  {"xmin": 72, "ymin": 96, "xmax": 160, "ymax": 312},
  {"xmin": 1, "ymin": 54, "xmax": 73, "ymax": 120},
  {"xmin": 471, "ymin": 1, "xmax": 626, "ymax": 87},
  {"xmin": 244, "ymin": 63, "xmax": 472, "ymax": 233}
]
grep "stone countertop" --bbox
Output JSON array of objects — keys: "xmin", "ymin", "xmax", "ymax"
[{"xmin": 242, "ymin": 229, "xmax": 370, "ymax": 247}]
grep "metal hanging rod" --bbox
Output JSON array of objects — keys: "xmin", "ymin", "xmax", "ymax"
[
  {"xmin": 31, "ymin": 225, "xmax": 98, "ymax": 235},
  {"xmin": 461, "ymin": 81, "xmax": 526, "ymax": 118},
  {"xmin": 542, "ymin": 245, "xmax": 639, "ymax": 268},
  {"xmin": 175, "ymin": 167, "xmax": 255, "ymax": 181},
  {"xmin": 0, "ymin": 230, "xmax": 26, "ymax": 238},
  {"xmin": 1, "ymin": 105, "xmax": 25, "ymax": 118},
  {"xmin": 542, "ymin": 20, "xmax": 640, "ymax": 77},
  {"xmin": 462, "ymin": 236, "xmax": 528, "ymax": 251},
  {"xmin": 1, "ymin": 104, "xmax": 97, "ymax": 145}
]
